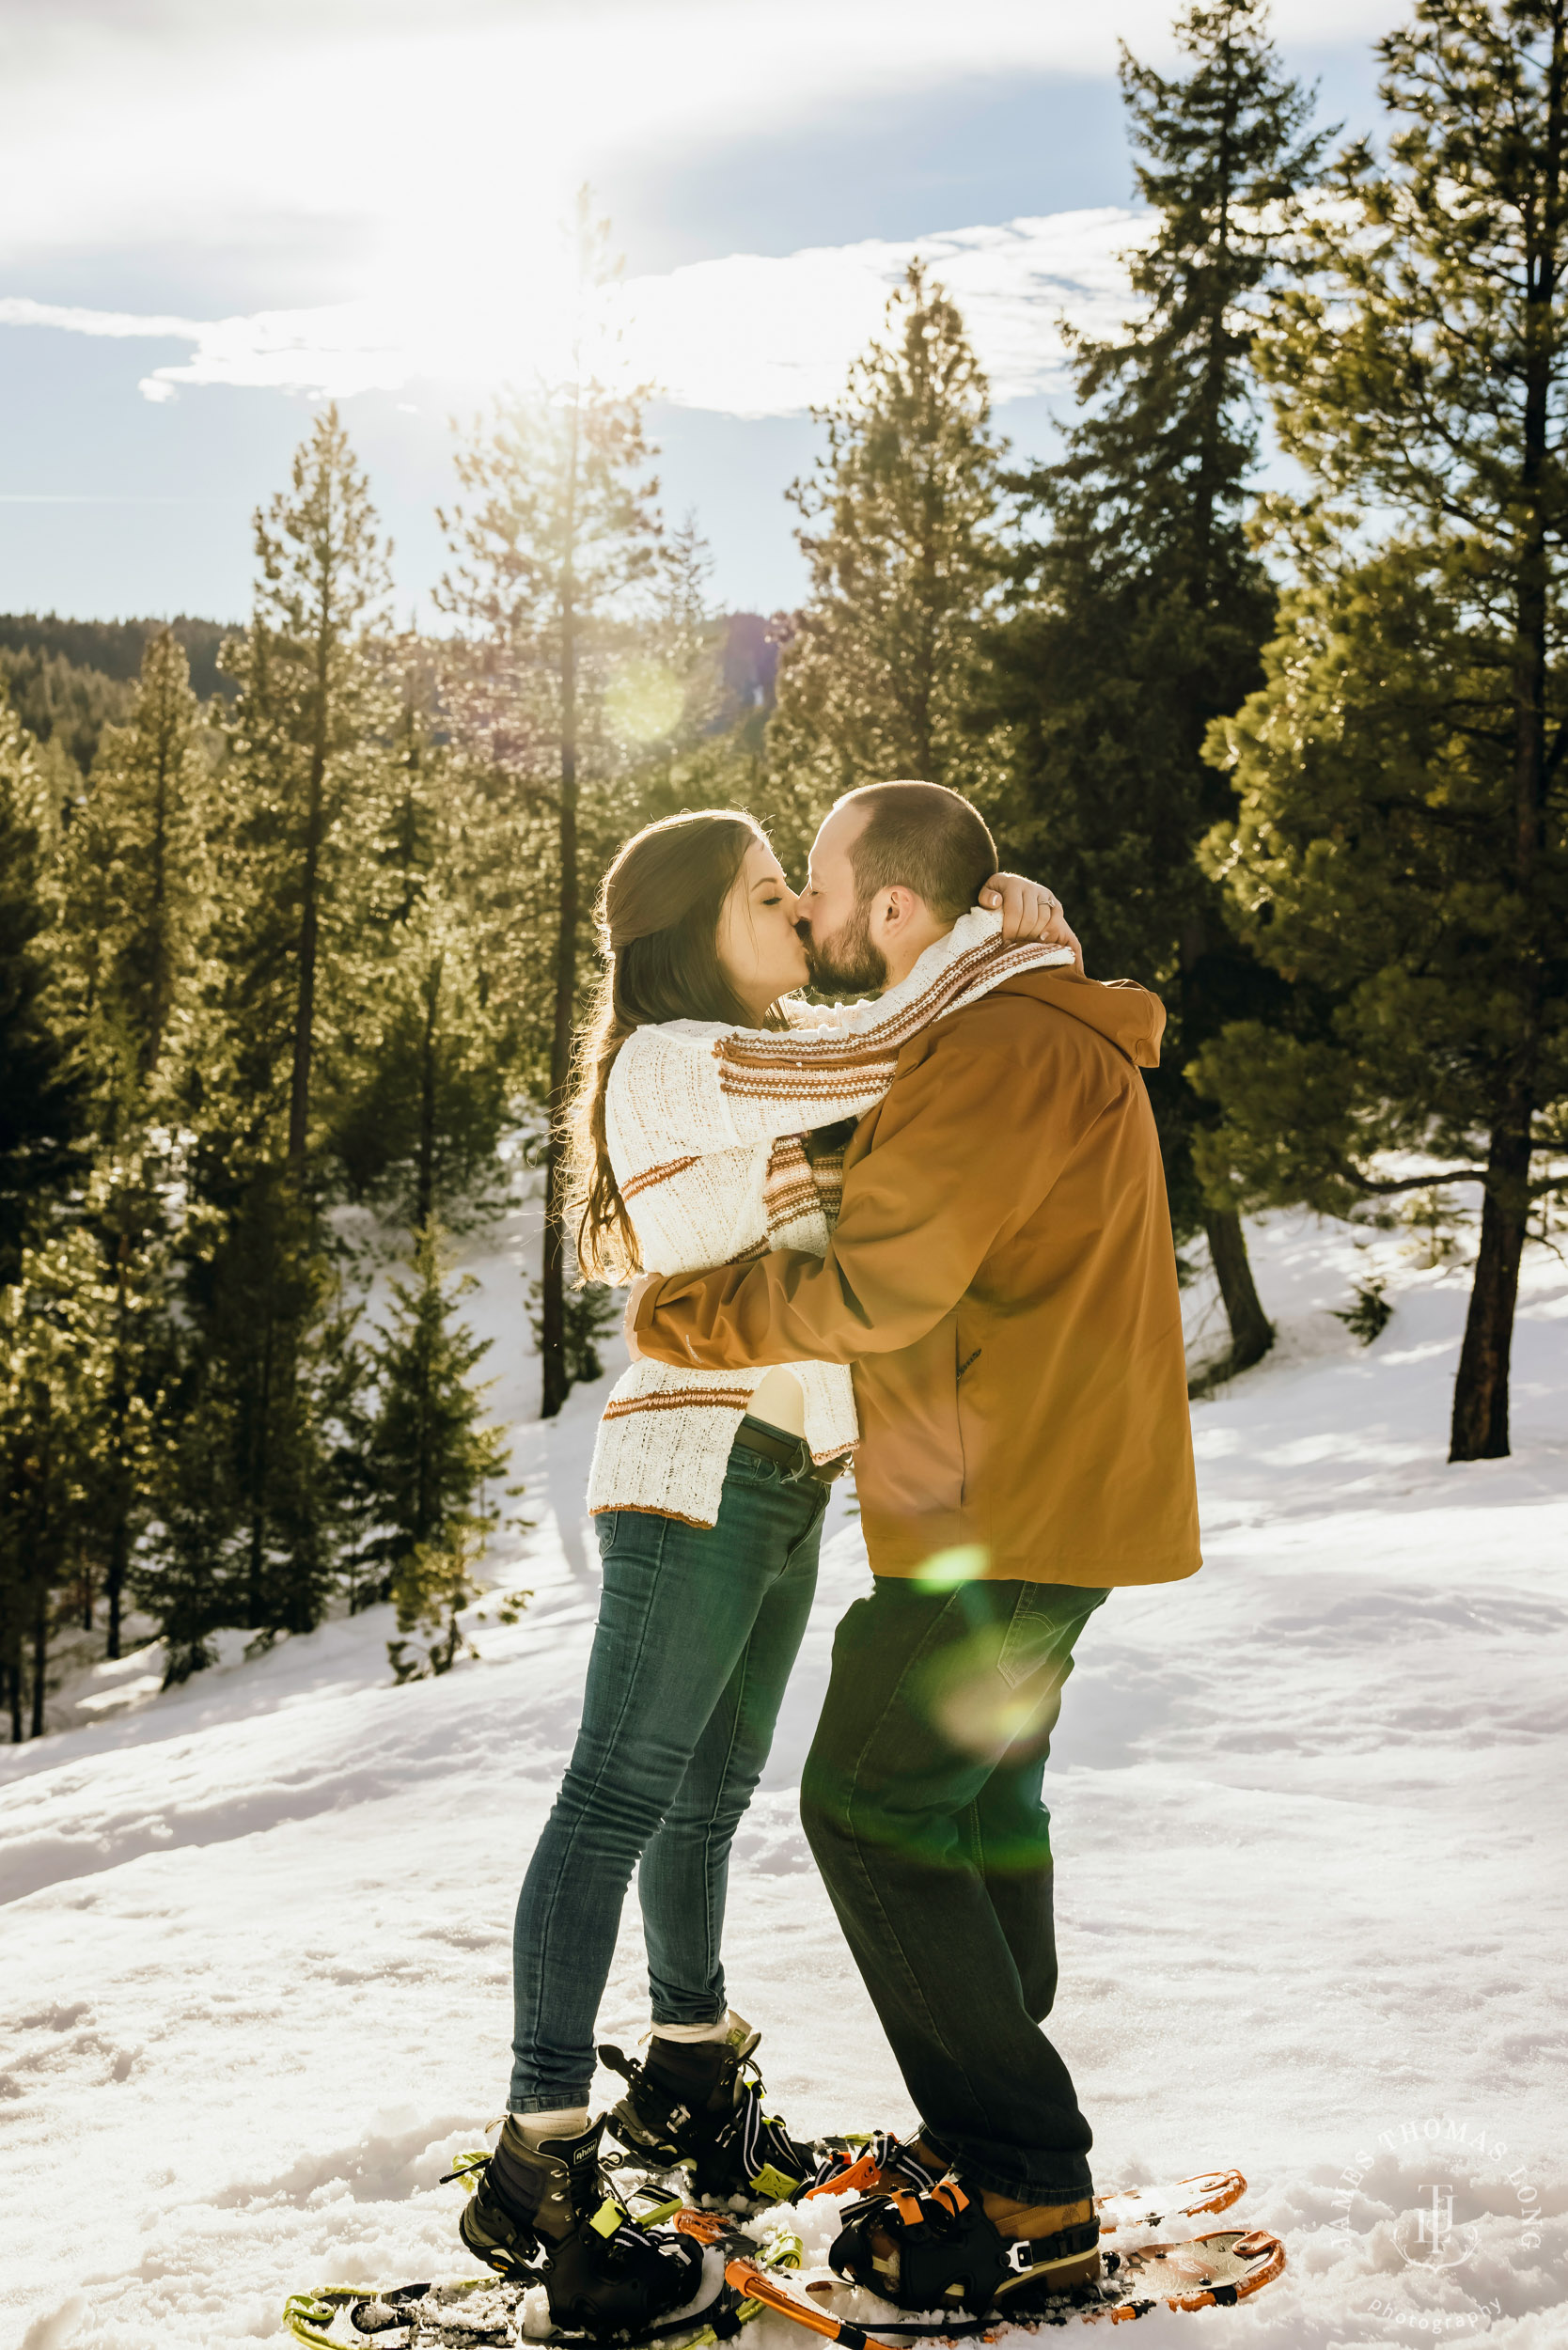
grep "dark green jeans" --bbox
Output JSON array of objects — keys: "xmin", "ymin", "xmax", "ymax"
[{"xmin": 800, "ymin": 1575, "xmax": 1108, "ymax": 2203}]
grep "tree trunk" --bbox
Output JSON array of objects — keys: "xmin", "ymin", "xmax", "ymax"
[
  {"xmin": 290, "ymin": 582, "xmax": 333, "ymax": 1163},
  {"xmin": 7, "ymin": 1654, "xmax": 22, "ymax": 1745},
  {"xmin": 146, "ymin": 717, "xmax": 171, "ymax": 1080},
  {"xmin": 289, "ymin": 759, "xmax": 325, "ymax": 1164},
  {"xmin": 105, "ymin": 1231, "xmax": 130, "ymax": 1660},
  {"xmin": 416, "ymin": 953, "xmax": 441, "ymax": 1232},
  {"xmin": 1449, "ymin": 1108, "xmax": 1532, "ymax": 1462},
  {"xmin": 247, "ymin": 1308, "xmax": 274, "ymax": 1627},
  {"xmin": 30, "ymin": 1577, "xmax": 48, "ymax": 1739},
  {"xmin": 541, "ymin": 403, "xmax": 582, "ymax": 1421},
  {"xmin": 106, "ymin": 1516, "xmax": 128, "ymax": 1660},
  {"xmin": 1466, "ymin": 16, "xmax": 1565, "ymax": 1458},
  {"xmin": 1202, "ymin": 1204, "xmax": 1273, "ymax": 1371}
]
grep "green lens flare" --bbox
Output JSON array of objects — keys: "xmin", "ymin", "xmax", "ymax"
[{"xmin": 913, "ymin": 1543, "xmax": 990, "ymax": 1591}]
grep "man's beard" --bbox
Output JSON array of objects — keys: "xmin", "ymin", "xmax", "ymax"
[{"xmin": 802, "ymin": 901, "xmax": 886, "ymax": 994}]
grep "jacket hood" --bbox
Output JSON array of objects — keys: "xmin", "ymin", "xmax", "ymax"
[{"xmin": 989, "ymin": 967, "xmax": 1167, "ymax": 1068}]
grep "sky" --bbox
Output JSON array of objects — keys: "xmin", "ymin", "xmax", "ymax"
[{"xmin": 0, "ymin": 0, "xmax": 1403, "ymax": 625}]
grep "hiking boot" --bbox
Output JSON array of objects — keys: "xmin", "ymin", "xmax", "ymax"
[
  {"xmin": 602, "ymin": 2026, "xmax": 823, "ymax": 2207},
  {"xmin": 459, "ymin": 2114, "xmax": 702, "ymax": 2332},
  {"xmin": 830, "ymin": 2171, "xmax": 1101, "ymax": 2314}
]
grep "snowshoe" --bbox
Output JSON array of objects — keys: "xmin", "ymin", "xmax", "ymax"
[
  {"xmin": 723, "ymin": 2225, "xmax": 1285, "ymax": 2341},
  {"xmin": 601, "ymin": 2033, "xmax": 823, "ymax": 2207},
  {"xmin": 458, "ymin": 2114, "xmax": 703, "ymax": 2334},
  {"xmin": 828, "ymin": 2172, "xmax": 1101, "ymax": 2316}
]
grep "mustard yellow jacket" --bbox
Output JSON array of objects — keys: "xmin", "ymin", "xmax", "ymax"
[{"xmin": 635, "ymin": 966, "xmax": 1202, "ymax": 1589}]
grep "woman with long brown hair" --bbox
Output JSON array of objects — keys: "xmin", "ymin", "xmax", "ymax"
[{"xmin": 460, "ymin": 807, "xmax": 1074, "ymax": 2333}]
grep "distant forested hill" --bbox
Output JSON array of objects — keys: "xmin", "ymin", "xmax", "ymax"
[
  {"xmin": 0, "ymin": 614, "xmax": 231, "ymax": 774},
  {"xmin": 0, "ymin": 614, "xmax": 230, "ymax": 696}
]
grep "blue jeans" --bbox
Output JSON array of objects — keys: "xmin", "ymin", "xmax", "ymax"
[{"xmin": 510, "ymin": 1427, "xmax": 827, "ymax": 2112}]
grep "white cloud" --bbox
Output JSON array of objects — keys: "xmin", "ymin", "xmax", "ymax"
[
  {"xmin": 0, "ymin": 298, "xmax": 207, "ymax": 341},
  {"xmin": 0, "ymin": 2, "xmax": 1400, "ymax": 276},
  {"xmin": 0, "ymin": 209, "xmax": 1149, "ymax": 418}
]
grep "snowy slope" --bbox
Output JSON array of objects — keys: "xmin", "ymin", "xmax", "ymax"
[{"xmin": 4, "ymin": 1202, "xmax": 1566, "ymax": 2350}]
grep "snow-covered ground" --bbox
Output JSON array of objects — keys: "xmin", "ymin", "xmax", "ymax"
[{"xmin": 4, "ymin": 1200, "xmax": 1566, "ymax": 2349}]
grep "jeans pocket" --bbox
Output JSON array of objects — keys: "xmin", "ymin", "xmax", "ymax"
[
  {"xmin": 996, "ymin": 1585, "xmax": 1065, "ymax": 1691},
  {"xmin": 595, "ymin": 1508, "xmax": 667, "ymax": 1568}
]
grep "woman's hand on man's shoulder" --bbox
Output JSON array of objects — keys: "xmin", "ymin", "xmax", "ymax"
[{"xmin": 978, "ymin": 873, "xmax": 1085, "ymax": 971}]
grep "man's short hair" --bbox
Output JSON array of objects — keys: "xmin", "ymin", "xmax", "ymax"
[{"xmin": 838, "ymin": 781, "xmax": 997, "ymax": 923}]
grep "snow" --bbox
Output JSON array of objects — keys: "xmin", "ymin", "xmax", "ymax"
[{"xmin": 4, "ymin": 1198, "xmax": 1567, "ymax": 2349}]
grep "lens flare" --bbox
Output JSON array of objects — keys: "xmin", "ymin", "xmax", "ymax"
[
  {"xmin": 913, "ymin": 1543, "xmax": 990, "ymax": 1591},
  {"xmin": 604, "ymin": 657, "xmax": 684, "ymax": 744},
  {"xmin": 913, "ymin": 1618, "xmax": 1070, "ymax": 1762}
]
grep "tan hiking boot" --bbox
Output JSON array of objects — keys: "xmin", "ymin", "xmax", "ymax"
[
  {"xmin": 980, "ymin": 2190, "xmax": 1101, "ymax": 2291},
  {"xmin": 830, "ymin": 2173, "xmax": 1102, "ymax": 2311}
]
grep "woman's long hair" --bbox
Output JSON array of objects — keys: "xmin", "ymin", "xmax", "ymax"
[{"xmin": 568, "ymin": 809, "xmax": 772, "ymax": 1282}]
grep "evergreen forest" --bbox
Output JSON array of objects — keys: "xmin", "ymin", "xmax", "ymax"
[{"xmin": 3, "ymin": 0, "xmax": 1565, "ymax": 1739}]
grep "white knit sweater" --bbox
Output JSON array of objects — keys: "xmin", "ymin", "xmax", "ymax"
[{"xmin": 586, "ymin": 911, "xmax": 1074, "ymax": 1528}]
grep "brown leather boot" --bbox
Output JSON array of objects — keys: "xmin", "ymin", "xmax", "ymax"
[
  {"xmin": 980, "ymin": 2191, "xmax": 1101, "ymax": 2292},
  {"xmin": 830, "ymin": 2173, "xmax": 1101, "ymax": 2312}
]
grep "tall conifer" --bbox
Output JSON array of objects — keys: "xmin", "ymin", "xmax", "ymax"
[
  {"xmin": 768, "ymin": 260, "xmax": 1009, "ymax": 866},
  {"xmin": 985, "ymin": 0, "xmax": 1324, "ymax": 1372},
  {"xmin": 0, "ymin": 1224, "xmax": 110, "ymax": 1733},
  {"xmin": 218, "ymin": 406, "xmax": 393, "ymax": 1163},
  {"xmin": 0, "ymin": 701, "xmax": 86, "ymax": 1284},
  {"xmin": 54, "ymin": 627, "xmax": 209, "ymax": 1120},
  {"xmin": 1200, "ymin": 0, "xmax": 1568, "ymax": 1459},
  {"xmin": 160, "ymin": 1163, "xmax": 355, "ymax": 1641},
  {"xmin": 439, "ymin": 196, "xmax": 662, "ymax": 1417},
  {"xmin": 330, "ymin": 654, "xmax": 510, "ymax": 1224}
]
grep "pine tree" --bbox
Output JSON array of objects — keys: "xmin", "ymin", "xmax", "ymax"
[
  {"xmin": 1199, "ymin": 0, "xmax": 1568, "ymax": 1459},
  {"xmin": 983, "ymin": 0, "xmax": 1325, "ymax": 1373},
  {"xmin": 133, "ymin": 412, "xmax": 395, "ymax": 1653},
  {"xmin": 334, "ymin": 903, "xmax": 510, "ymax": 1228},
  {"xmin": 154, "ymin": 1161, "xmax": 356, "ymax": 1646},
  {"xmin": 97, "ymin": 628, "xmax": 207, "ymax": 1086},
  {"xmin": 0, "ymin": 699, "xmax": 86, "ymax": 1284},
  {"xmin": 328, "ymin": 651, "xmax": 510, "ymax": 1225},
  {"xmin": 767, "ymin": 259, "xmax": 1010, "ymax": 867},
  {"xmin": 217, "ymin": 406, "xmax": 394, "ymax": 1164},
  {"xmin": 65, "ymin": 1155, "xmax": 174, "ymax": 1659},
  {"xmin": 355, "ymin": 1222, "xmax": 510, "ymax": 1673},
  {"xmin": 0, "ymin": 1226, "xmax": 107, "ymax": 1736},
  {"xmin": 439, "ymin": 194, "xmax": 662, "ymax": 1418},
  {"xmin": 53, "ymin": 627, "xmax": 210, "ymax": 1123}
]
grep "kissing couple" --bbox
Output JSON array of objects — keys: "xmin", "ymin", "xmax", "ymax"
[{"xmin": 461, "ymin": 781, "xmax": 1201, "ymax": 2332}]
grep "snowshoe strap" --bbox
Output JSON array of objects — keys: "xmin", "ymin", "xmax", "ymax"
[
  {"xmin": 804, "ymin": 2133, "xmax": 939, "ymax": 2202},
  {"xmin": 998, "ymin": 2217, "xmax": 1102, "ymax": 2273},
  {"xmin": 713, "ymin": 2068, "xmax": 817, "ymax": 2201},
  {"xmin": 600, "ymin": 2041, "xmax": 695, "ymax": 2134}
]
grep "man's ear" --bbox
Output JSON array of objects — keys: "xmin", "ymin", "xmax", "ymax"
[{"xmin": 877, "ymin": 884, "xmax": 921, "ymax": 937}]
